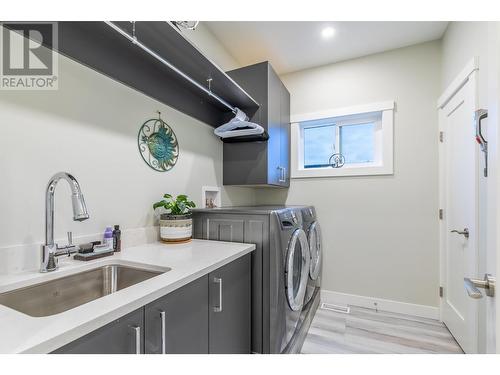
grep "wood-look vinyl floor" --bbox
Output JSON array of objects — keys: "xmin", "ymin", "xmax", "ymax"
[{"xmin": 301, "ymin": 306, "xmax": 464, "ymax": 354}]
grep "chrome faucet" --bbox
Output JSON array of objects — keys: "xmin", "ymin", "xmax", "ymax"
[{"xmin": 41, "ymin": 172, "xmax": 90, "ymax": 272}]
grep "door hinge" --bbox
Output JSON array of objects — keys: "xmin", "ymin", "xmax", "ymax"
[
  {"xmin": 439, "ymin": 286, "xmax": 444, "ymax": 298},
  {"xmin": 439, "ymin": 131, "xmax": 444, "ymax": 143},
  {"xmin": 439, "ymin": 209, "xmax": 443, "ymax": 220}
]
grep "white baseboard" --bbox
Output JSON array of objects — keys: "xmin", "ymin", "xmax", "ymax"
[{"xmin": 320, "ymin": 289, "xmax": 440, "ymax": 320}]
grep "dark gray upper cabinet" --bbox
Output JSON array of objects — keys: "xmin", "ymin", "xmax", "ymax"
[
  {"xmin": 223, "ymin": 62, "xmax": 291, "ymax": 187},
  {"xmin": 144, "ymin": 275, "xmax": 209, "ymax": 354},
  {"xmin": 53, "ymin": 308, "xmax": 144, "ymax": 354},
  {"xmin": 209, "ymin": 254, "xmax": 251, "ymax": 354}
]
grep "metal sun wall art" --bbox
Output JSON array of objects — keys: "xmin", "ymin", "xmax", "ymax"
[{"xmin": 138, "ymin": 112, "xmax": 179, "ymax": 172}]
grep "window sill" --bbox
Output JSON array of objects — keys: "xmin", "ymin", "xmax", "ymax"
[{"xmin": 292, "ymin": 164, "xmax": 393, "ymax": 178}]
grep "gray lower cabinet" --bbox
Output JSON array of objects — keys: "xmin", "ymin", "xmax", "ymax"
[
  {"xmin": 53, "ymin": 307, "xmax": 144, "ymax": 354},
  {"xmin": 193, "ymin": 213, "xmax": 268, "ymax": 353},
  {"xmin": 144, "ymin": 275, "xmax": 209, "ymax": 354},
  {"xmin": 209, "ymin": 254, "xmax": 251, "ymax": 354},
  {"xmin": 52, "ymin": 255, "xmax": 251, "ymax": 354}
]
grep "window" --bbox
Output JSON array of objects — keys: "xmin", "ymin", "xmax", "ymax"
[
  {"xmin": 303, "ymin": 124, "xmax": 336, "ymax": 168},
  {"xmin": 339, "ymin": 123, "xmax": 374, "ymax": 164},
  {"xmin": 291, "ymin": 101, "xmax": 394, "ymax": 178}
]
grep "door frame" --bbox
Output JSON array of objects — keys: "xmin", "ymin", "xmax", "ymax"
[
  {"xmin": 487, "ymin": 22, "xmax": 500, "ymax": 354},
  {"xmin": 437, "ymin": 57, "xmax": 480, "ymax": 353}
]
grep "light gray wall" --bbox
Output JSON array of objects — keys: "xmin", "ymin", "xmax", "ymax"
[
  {"xmin": 442, "ymin": 22, "xmax": 489, "ymax": 108},
  {"xmin": 256, "ymin": 41, "xmax": 442, "ymax": 307},
  {"xmin": 0, "ymin": 26, "xmax": 253, "ymax": 250}
]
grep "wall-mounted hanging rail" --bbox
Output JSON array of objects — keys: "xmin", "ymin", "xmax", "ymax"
[
  {"xmin": 104, "ymin": 21, "xmax": 239, "ymax": 115},
  {"xmin": 3, "ymin": 22, "xmax": 260, "ymax": 128}
]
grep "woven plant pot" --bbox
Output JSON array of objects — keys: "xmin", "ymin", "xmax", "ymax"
[{"xmin": 159, "ymin": 213, "xmax": 192, "ymax": 243}]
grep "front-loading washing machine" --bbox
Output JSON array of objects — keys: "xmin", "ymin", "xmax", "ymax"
[{"xmin": 275, "ymin": 208, "xmax": 310, "ymax": 352}]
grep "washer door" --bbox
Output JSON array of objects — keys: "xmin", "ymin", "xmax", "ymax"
[
  {"xmin": 285, "ymin": 229, "xmax": 310, "ymax": 311},
  {"xmin": 308, "ymin": 221, "xmax": 322, "ymax": 280}
]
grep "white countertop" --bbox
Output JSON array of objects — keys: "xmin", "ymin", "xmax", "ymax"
[{"xmin": 0, "ymin": 239, "xmax": 255, "ymax": 353}]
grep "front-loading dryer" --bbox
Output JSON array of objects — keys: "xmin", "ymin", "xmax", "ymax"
[{"xmin": 301, "ymin": 206, "xmax": 322, "ymax": 306}]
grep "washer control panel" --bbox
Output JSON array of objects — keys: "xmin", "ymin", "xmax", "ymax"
[{"xmin": 278, "ymin": 209, "xmax": 300, "ymax": 229}]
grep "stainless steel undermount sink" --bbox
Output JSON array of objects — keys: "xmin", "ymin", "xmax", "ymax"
[{"xmin": 0, "ymin": 264, "xmax": 169, "ymax": 317}]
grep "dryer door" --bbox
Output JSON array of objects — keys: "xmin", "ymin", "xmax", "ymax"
[
  {"xmin": 308, "ymin": 221, "xmax": 322, "ymax": 280},
  {"xmin": 285, "ymin": 229, "xmax": 310, "ymax": 311}
]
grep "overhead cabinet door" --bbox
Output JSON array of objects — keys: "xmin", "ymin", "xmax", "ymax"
[
  {"xmin": 267, "ymin": 62, "xmax": 283, "ymax": 185},
  {"xmin": 280, "ymin": 80, "xmax": 291, "ymax": 185}
]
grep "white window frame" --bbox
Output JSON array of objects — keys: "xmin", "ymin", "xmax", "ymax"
[{"xmin": 291, "ymin": 101, "xmax": 395, "ymax": 178}]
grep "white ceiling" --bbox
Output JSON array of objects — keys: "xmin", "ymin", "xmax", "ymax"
[{"xmin": 205, "ymin": 22, "xmax": 448, "ymax": 75}]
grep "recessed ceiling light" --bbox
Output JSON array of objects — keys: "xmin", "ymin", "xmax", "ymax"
[{"xmin": 321, "ymin": 27, "xmax": 335, "ymax": 39}]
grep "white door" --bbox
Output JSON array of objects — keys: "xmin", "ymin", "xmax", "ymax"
[{"xmin": 439, "ymin": 70, "xmax": 479, "ymax": 354}]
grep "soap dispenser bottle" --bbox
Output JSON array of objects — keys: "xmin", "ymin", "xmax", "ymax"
[
  {"xmin": 103, "ymin": 227, "xmax": 113, "ymax": 249},
  {"xmin": 112, "ymin": 225, "xmax": 121, "ymax": 252}
]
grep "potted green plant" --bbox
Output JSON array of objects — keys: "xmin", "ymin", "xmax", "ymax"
[{"xmin": 153, "ymin": 194, "xmax": 196, "ymax": 243}]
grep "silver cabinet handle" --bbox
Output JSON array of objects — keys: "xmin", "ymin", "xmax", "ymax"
[
  {"xmin": 160, "ymin": 310, "xmax": 166, "ymax": 354},
  {"xmin": 464, "ymin": 274, "xmax": 496, "ymax": 299},
  {"xmin": 213, "ymin": 277, "xmax": 223, "ymax": 312},
  {"xmin": 450, "ymin": 228, "xmax": 469, "ymax": 239},
  {"xmin": 131, "ymin": 325, "xmax": 141, "ymax": 354},
  {"xmin": 277, "ymin": 166, "xmax": 286, "ymax": 183}
]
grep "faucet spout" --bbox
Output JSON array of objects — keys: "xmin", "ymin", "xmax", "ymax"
[{"xmin": 45, "ymin": 172, "xmax": 89, "ymax": 247}]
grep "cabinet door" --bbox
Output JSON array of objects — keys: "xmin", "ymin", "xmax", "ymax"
[
  {"xmin": 193, "ymin": 213, "xmax": 268, "ymax": 354},
  {"xmin": 144, "ymin": 275, "xmax": 209, "ymax": 354},
  {"xmin": 206, "ymin": 218, "xmax": 245, "ymax": 242},
  {"xmin": 267, "ymin": 64, "xmax": 283, "ymax": 186},
  {"xmin": 209, "ymin": 254, "xmax": 251, "ymax": 354},
  {"xmin": 280, "ymin": 81, "xmax": 291, "ymax": 187},
  {"xmin": 52, "ymin": 308, "xmax": 144, "ymax": 354},
  {"xmin": 245, "ymin": 217, "xmax": 269, "ymax": 354}
]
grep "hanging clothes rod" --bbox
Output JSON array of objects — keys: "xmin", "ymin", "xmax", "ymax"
[{"xmin": 104, "ymin": 21, "xmax": 238, "ymax": 115}]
